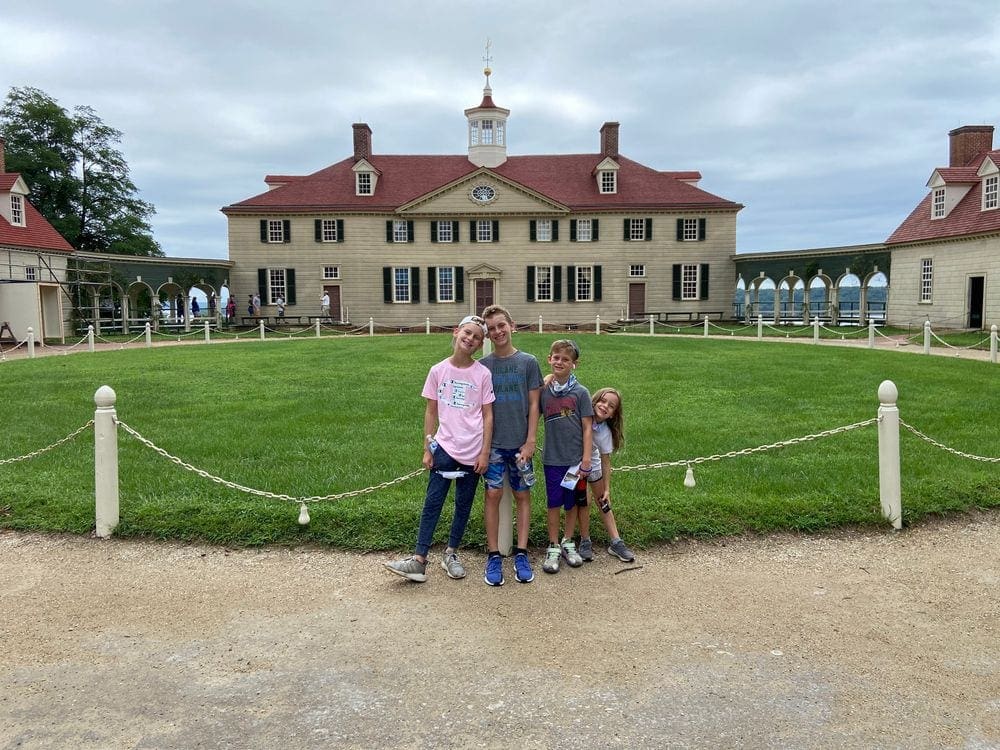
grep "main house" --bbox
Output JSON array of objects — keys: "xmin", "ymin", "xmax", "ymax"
[
  {"xmin": 222, "ymin": 73, "xmax": 742, "ymax": 327},
  {"xmin": 886, "ymin": 125, "xmax": 999, "ymax": 329},
  {"xmin": 0, "ymin": 139, "xmax": 73, "ymax": 343}
]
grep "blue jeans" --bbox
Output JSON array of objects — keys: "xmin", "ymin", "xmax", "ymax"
[{"xmin": 415, "ymin": 444, "xmax": 480, "ymax": 557}]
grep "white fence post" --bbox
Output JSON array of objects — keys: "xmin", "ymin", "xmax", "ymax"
[
  {"xmin": 868, "ymin": 319, "xmax": 875, "ymax": 349},
  {"xmin": 425, "ymin": 317, "xmax": 431, "ymax": 335},
  {"xmin": 538, "ymin": 315, "xmax": 543, "ymax": 334},
  {"xmin": 204, "ymin": 320, "xmax": 211, "ymax": 343},
  {"xmin": 877, "ymin": 380, "xmax": 902, "ymax": 530},
  {"xmin": 703, "ymin": 315, "xmax": 709, "ymax": 337},
  {"xmin": 88, "ymin": 325, "xmax": 95, "ymax": 352},
  {"xmin": 991, "ymin": 324, "xmax": 997, "ymax": 364},
  {"xmin": 369, "ymin": 317, "xmax": 374, "ymax": 337},
  {"xmin": 28, "ymin": 327, "xmax": 36, "ymax": 358},
  {"xmin": 498, "ymin": 475, "xmax": 513, "ymax": 556},
  {"xmin": 813, "ymin": 317, "xmax": 820, "ymax": 344},
  {"xmin": 923, "ymin": 320, "xmax": 931, "ymax": 354},
  {"xmin": 648, "ymin": 314, "xmax": 654, "ymax": 335},
  {"xmin": 259, "ymin": 320, "xmax": 266, "ymax": 340},
  {"xmin": 94, "ymin": 385, "xmax": 120, "ymax": 538},
  {"xmin": 315, "ymin": 318, "xmax": 321, "ymax": 338},
  {"xmin": 757, "ymin": 315, "xmax": 763, "ymax": 340},
  {"xmin": 595, "ymin": 315, "xmax": 601, "ymax": 335},
  {"xmin": 145, "ymin": 322, "xmax": 152, "ymax": 348}
]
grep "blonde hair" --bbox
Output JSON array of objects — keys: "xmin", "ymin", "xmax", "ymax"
[{"xmin": 592, "ymin": 387, "xmax": 624, "ymax": 452}]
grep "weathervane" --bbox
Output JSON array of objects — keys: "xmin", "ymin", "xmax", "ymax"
[{"xmin": 483, "ymin": 38, "xmax": 493, "ymax": 86}]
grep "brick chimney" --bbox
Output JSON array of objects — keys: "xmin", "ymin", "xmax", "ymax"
[
  {"xmin": 600, "ymin": 122, "xmax": 620, "ymax": 159},
  {"xmin": 0, "ymin": 137, "xmax": 5, "ymax": 173},
  {"xmin": 948, "ymin": 125, "xmax": 993, "ymax": 167},
  {"xmin": 352, "ymin": 123, "xmax": 372, "ymax": 162}
]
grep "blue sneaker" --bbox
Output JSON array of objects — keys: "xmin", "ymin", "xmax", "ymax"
[
  {"xmin": 513, "ymin": 552, "xmax": 534, "ymax": 583},
  {"xmin": 484, "ymin": 554, "xmax": 505, "ymax": 586}
]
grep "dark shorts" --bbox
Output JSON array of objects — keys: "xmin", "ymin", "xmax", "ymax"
[{"xmin": 543, "ymin": 464, "xmax": 587, "ymax": 511}]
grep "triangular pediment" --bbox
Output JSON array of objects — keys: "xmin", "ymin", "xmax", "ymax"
[
  {"xmin": 593, "ymin": 156, "xmax": 619, "ymax": 174},
  {"xmin": 926, "ymin": 171, "xmax": 945, "ymax": 188},
  {"xmin": 977, "ymin": 156, "xmax": 999, "ymax": 177},
  {"xmin": 398, "ymin": 168, "xmax": 567, "ymax": 215}
]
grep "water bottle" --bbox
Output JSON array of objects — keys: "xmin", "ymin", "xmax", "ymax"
[{"xmin": 517, "ymin": 458, "xmax": 536, "ymax": 487}]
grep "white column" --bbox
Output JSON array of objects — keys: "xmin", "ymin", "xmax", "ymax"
[
  {"xmin": 426, "ymin": 317, "xmax": 431, "ymax": 335},
  {"xmin": 757, "ymin": 315, "xmax": 763, "ymax": 340},
  {"xmin": 813, "ymin": 317, "xmax": 820, "ymax": 344},
  {"xmin": 648, "ymin": 315, "xmax": 654, "ymax": 335},
  {"xmin": 315, "ymin": 318, "xmax": 321, "ymax": 338},
  {"xmin": 498, "ymin": 475, "xmax": 513, "ymax": 556},
  {"xmin": 991, "ymin": 325, "xmax": 997, "ymax": 364},
  {"xmin": 28, "ymin": 327, "xmax": 36, "ymax": 358},
  {"xmin": 369, "ymin": 317, "xmax": 374, "ymax": 337},
  {"xmin": 923, "ymin": 320, "xmax": 931, "ymax": 354},
  {"xmin": 259, "ymin": 319, "xmax": 266, "ymax": 340},
  {"xmin": 868, "ymin": 319, "xmax": 876, "ymax": 349},
  {"xmin": 595, "ymin": 315, "xmax": 601, "ymax": 335},
  {"xmin": 703, "ymin": 315, "xmax": 709, "ymax": 337},
  {"xmin": 538, "ymin": 316, "xmax": 543, "ymax": 334},
  {"xmin": 145, "ymin": 322, "xmax": 152, "ymax": 348},
  {"xmin": 876, "ymin": 380, "xmax": 902, "ymax": 530},
  {"xmin": 204, "ymin": 320, "xmax": 211, "ymax": 343},
  {"xmin": 88, "ymin": 324, "xmax": 95, "ymax": 352},
  {"xmin": 94, "ymin": 385, "xmax": 120, "ymax": 538}
]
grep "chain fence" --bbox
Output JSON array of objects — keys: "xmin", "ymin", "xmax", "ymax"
[
  {"xmin": 900, "ymin": 420, "xmax": 1000, "ymax": 463},
  {"xmin": 0, "ymin": 421, "xmax": 94, "ymax": 466}
]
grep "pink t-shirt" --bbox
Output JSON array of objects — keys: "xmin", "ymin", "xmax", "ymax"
[{"xmin": 422, "ymin": 358, "xmax": 495, "ymax": 465}]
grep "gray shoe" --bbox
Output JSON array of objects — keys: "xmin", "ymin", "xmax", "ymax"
[
  {"xmin": 542, "ymin": 543, "xmax": 561, "ymax": 574},
  {"xmin": 441, "ymin": 551, "xmax": 466, "ymax": 579},
  {"xmin": 384, "ymin": 556, "xmax": 427, "ymax": 582},
  {"xmin": 561, "ymin": 538, "xmax": 583, "ymax": 567},
  {"xmin": 578, "ymin": 537, "xmax": 594, "ymax": 562},
  {"xmin": 608, "ymin": 539, "xmax": 636, "ymax": 563}
]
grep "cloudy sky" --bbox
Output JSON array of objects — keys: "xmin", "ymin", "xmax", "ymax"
[{"xmin": 4, "ymin": 1, "xmax": 1000, "ymax": 259}]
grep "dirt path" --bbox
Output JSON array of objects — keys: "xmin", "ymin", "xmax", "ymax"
[{"xmin": 1, "ymin": 513, "xmax": 997, "ymax": 749}]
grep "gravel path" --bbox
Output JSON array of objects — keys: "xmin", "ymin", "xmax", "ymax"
[{"xmin": 1, "ymin": 513, "xmax": 998, "ymax": 749}]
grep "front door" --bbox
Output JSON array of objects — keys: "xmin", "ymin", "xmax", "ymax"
[
  {"xmin": 968, "ymin": 276, "xmax": 984, "ymax": 329},
  {"xmin": 628, "ymin": 283, "xmax": 645, "ymax": 318},
  {"xmin": 475, "ymin": 279, "xmax": 494, "ymax": 315},
  {"xmin": 323, "ymin": 285, "xmax": 341, "ymax": 322}
]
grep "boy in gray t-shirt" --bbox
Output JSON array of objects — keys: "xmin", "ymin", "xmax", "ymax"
[
  {"xmin": 539, "ymin": 339, "xmax": 593, "ymax": 575},
  {"xmin": 480, "ymin": 305, "xmax": 543, "ymax": 586}
]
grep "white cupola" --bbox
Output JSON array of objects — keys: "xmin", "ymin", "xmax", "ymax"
[{"xmin": 464, "ymin": 58, "xmax": 509, "ymax": 168}]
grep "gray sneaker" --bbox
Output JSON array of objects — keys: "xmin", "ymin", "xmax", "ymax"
[
  {"xmin": 608, "ymin": 539, "xmax": 636, "ymax": 563},
  {"xmin": 441, "ymin": 551, "xmax": 466, "ymax": 579},
  {"xmin": 578, "ymin": 537, "xmax": 594, "ymax": 562},
  {"xmin": 384, "ymin": 556, "xmax": 427, "ymax": 582},
  {"xmin": 561, "ymin": 538, "xmax": 583, "ymax": 568},
  {"xmin": 542, "ymin": 543, "xmax": 561, "ymax": 574}
]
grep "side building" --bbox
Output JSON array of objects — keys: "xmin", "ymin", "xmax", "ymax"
[
  {"xmin": 223, "ymin": 74, "xmax": 742, "ymax": 327},
  {"xmin": 0, "ymin": 139, "xmax": 73, "ymax": 343},
  {"xmin": 886, "ymin": 125, "xmax": 999, "ymax": 329}
]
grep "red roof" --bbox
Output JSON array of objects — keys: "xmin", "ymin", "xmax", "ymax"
[
  {"xmin": 887, "ymin": 150, "xmax": 1000, "ymax": 245},
  {"xmin": 0, "ymin": 183, "xmax": 74, "ymax": 253},
  {"xmin": 932, "ymin": 167, "xmax": 979, "ymax": 183},
  {"xmin": 224, "ymin": 153, "xmax": 740, "ymax": 214}
]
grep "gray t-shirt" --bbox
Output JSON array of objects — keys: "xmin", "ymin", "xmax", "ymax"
[
  {"xmin": 540, "ymin": 380, "xmax": 593, "ymax": 466},
  {"xmin": 480, "ymin": 350, "xmax": 544, "ymax": 450}
]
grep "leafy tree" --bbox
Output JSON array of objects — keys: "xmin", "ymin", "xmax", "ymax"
[{"xmin": 0, "ymin": 86, "xmax": 162, "ymax": 256}]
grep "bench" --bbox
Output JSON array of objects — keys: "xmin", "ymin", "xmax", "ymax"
[{"xmin": 271, "ymin": 316, "xmax": 304, "ymax": 325}]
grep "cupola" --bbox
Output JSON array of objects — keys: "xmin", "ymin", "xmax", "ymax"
[{"xmin": 464, "ymin": 50, "xmax": 509, "ymax": 168}]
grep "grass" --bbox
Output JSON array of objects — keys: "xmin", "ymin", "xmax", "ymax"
[{"xmin": 1, "ymin": 333, "xmax": 997, "ymax": 550}]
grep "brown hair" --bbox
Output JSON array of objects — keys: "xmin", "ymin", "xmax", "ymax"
[
  {"xmin": 549, "ymin": 339, "xmax": 580, "ymax": 360},
  {"xmin": 592, "ymin": 387, "xmax": 625, "ymax": 452},
  {"xmin": 480, "ymin": 305, "xmax": 513, "ymax": 325}
]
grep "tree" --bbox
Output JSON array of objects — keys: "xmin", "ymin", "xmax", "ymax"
[{"xmin": 0, "ymin": 86, "xmax": 162, "ymax": 256}]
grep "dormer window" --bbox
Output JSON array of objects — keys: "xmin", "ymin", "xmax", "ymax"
[
  {"xmin": 931, "ymin": 187, "xmax": 945, "ymax": 219},
  {"xmin": 356, "ymin": 172, "xmax": 372, "ymax": 195},
  {"xmin": 352, "ymin": 159, "xmax": 379, "ymax": 196},
  {"xmin": 9, "ymin": 194, "xmax": 24, "ymax": 226},
  {"xmin": 984, "ymin": 174, "xmax": 998, "ymax": 210},
  {"xmin": 599, "ymin": 170, "xmax": 617, "ymax": 194}
]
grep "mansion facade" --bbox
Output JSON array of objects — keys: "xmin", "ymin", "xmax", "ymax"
[{"xmin": 223, "ymin": 75, "xmax": 742, "ymax": 326}]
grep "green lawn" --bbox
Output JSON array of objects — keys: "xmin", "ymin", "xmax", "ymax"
[{"xmin": 1, "ymin": 333, "xmax": 997, "ymax": 550}]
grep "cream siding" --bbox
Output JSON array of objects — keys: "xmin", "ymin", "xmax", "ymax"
[{"xmin": 888, "ymin": 234, "xmax": 999, "ymax": 328}]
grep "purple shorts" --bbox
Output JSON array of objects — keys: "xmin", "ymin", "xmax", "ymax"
[{"xmin": 543, "ymin": 464, "xmax": 587, "ymax": 511}]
